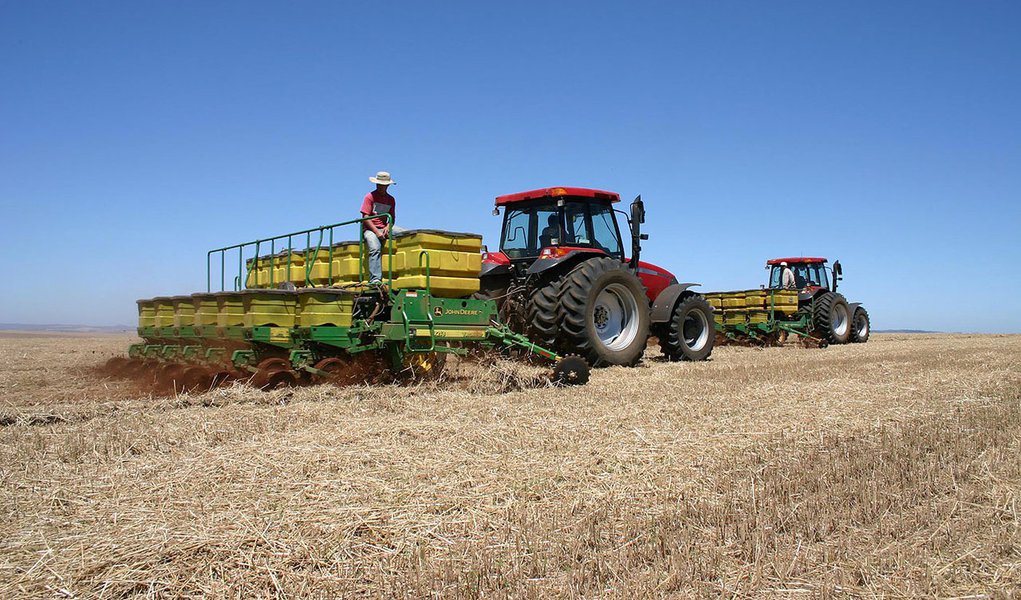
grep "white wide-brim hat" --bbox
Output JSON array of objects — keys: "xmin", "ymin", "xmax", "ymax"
[{"xmin": 369, "ymin": 171, "xmax": 395, "ymax": 186}]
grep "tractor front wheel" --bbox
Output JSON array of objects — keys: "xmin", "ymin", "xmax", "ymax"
[
  {"xmin": 850, "ymin": 307, "xmax": 871, "ymax": 343},
  {"xmin": 557, "ymin": 257, "xmax": 650, "ymax": 367},
  {"xmin": 659, "ymin": 294, "xmax": 715, "ymax": 361}
]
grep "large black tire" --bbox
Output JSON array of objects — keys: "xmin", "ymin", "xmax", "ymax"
[
  {"xmin": 525, "ymin": 278, "xmax": 562, "ymax": 349},
  {"xmin": 813, "ymin": 292, "xmax": 852, "ymax": 344},
  {"xmin": 557, "ymin": 257, "xmax": 650, "ymax": 367},
  {"xmin": 659, "ymin": 294, "xmax": 715, "ymax": 361},
  {"xmin": 850, "ymin": 307, "xmax": 870, "ymax": 343}
]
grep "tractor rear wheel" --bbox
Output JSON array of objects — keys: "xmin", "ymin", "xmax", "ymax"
[
  {"xmin": 525, "ymin": 279, "xmax": 562, "ymax": 349},
  {"xmin": 850, "ymin": 307, "xmax": 870, "ymax": 343},
  {"xmin": 659, "ymin": 294, "xmax": 715, "ymax": 361},
  {"xmin": 557, "ymin": 257, "xmax": 650, "ymax": 367},
  {"xmin": 813, "ymin": 292, "xmax": 851, "ymax": 344}
]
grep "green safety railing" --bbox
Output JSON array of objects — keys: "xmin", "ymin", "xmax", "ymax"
[
  {"xmin": 206, "ymin": 215, "xmax": 394, "ymax": 292},
  {"xmin": 418, "ymin": 250, "xmax": 432, "ymax": 296},
  {"xmin": 399, "ymin": 249, "xmax": 436, "ymax": 352}
]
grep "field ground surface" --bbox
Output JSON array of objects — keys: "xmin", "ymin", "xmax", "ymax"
[{"xmin": 1, "ymin": 333, "xmax": 1019, "ymax": 598}]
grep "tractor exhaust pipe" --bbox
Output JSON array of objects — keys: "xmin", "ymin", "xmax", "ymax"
[{"xmin": 629, "ymin": 195, "xmax": 647, "ymax": 270}]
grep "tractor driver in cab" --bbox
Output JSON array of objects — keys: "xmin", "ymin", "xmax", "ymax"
[
  {"xmin": 781, "ymin": 261, "xmax": 796, "ymax": 290},
  {"xmin": 360, "ymin": 170, "xmax": 402, "ymax": 285},
  {"xmin": 540, "ymin": 213, "xmax": 560, "ymax": 248}
]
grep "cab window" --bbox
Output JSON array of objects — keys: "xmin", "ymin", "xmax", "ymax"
[
  {"xmin": 563, "ymin": 203, "xmax": 589, "ymax": 245},
  {"xmin": 562, "ymin": 201, "xmax": 622, "ymax": 258},
  {"xmin": 536, "ymin": 208, "xmax": 560, "ymax": 249},
  {"xmin": 589, "ymin": 204, "xmax": 623, "ymax": 258},
  {"xmin": 500, "ymin": 200, "xmax": 623, "ymax": 259},
  {"xmin": 501, "ymin": 209, "xmax": 530, "ymax": 258},
  {"xmin": 793, "ymin": 265, "xmax": 809, "ymax": 288},
  {"xmin": 501, "ymin": 206, "xmax": 560, "ymax": 259},
  {"xmin": 807, "ymin": 264, "xmax": 829, "ymax": 288}
]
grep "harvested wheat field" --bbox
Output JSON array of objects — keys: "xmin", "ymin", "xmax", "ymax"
[{"xmin": 1, "ymin": 332, "xmax": 1019, "ymax": 598}]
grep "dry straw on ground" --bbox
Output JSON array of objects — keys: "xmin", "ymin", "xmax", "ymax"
[{"xmin": 1, "ymin": 332, "xmax": 1019, "ymax": 598}]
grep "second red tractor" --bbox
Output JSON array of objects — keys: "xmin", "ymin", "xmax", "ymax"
[{"xmin": 765, "ymin": 257, "xmax": 870, "ymax": 344}]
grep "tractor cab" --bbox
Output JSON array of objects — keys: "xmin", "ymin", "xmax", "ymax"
[
  {"xmin": 766, "ymin": 257, "xmax": 842, "ymax": 295},
  {"xmin": 491, "ymin": 187, "xmax": 625, "ymax": 268},
  {"xmin": 484, "ymin": 187, "xmax": 676, "ymax": 303}
]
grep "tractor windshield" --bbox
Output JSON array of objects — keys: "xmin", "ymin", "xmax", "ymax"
[
  {"xmin": 560, "ymin": 201, "xmax": 623, "ymax": 257},
  {"xmin": 806, "ymin": 264, "xmax": 830, "ymax": 288},
  {"xmin": 502, "ymin": 205, "xmax": 559, "ymax": 259},
  {"xmin": 768, "ymin": 263, "xmax": 830, "ymax": 289},
  {"xmin": 500, "ymin": 199, "xmax": 623, "ymax": 259},
  {"xmin": 583, "ymin": 203, "xmax": 624, "ymax": 258}
]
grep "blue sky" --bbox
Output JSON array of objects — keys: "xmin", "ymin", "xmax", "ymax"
[{"xmin": 1, "ymin": 1, "xmax": 1019, "ymax": 331}]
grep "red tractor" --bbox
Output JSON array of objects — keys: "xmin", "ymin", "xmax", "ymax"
[
  {"xmin": 766, "ymin": 257, "xmax": 870, "ymax": 344},
  {"xmin": 479, "ymin": 187, "xmax": 715, "ymax": 366}
]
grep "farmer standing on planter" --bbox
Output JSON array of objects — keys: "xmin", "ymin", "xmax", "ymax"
[{"xmin": 361, "ymin": 171, "xmax": 402, "ymax": 285}]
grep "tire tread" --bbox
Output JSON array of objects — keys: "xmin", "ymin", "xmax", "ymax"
[{"xmin": 659, "ymin": 293, "xmax": 715, "ymax": 361}]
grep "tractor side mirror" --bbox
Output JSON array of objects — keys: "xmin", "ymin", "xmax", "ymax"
[
  {"xmin": 492, "ymin": 206, "xmax": 500, "ymax": 216},
  {"xmin": 630, "ymin": 195, "xmax": 645, "ymax": 224},
  {"xmin": 628, "ymin": 195, "xmax": 645, "ymax": 269}
]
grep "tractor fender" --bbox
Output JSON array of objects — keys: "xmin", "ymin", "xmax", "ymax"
[
  {"xmin": 525, "ymin": 249, "xmax": 605, "ymax": 277},
  {"xmin": 650, "ymin": 283, "xmax": 701, "ymax": 324},
  {"xmin": 480, "ymin": 262, "xmax": 511, "ymax": 278},
  {"xmin": 848, "ymin": 301, "xmax": 862, "ymax": 313},
  {"xmin": 799, "ymin": 288, "xmax": 826, "ymax": 305}
]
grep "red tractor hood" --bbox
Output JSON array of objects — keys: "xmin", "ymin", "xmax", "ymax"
[{"xmin": 628, "ymin": 259, "xmax": 677, "ymax": 303}]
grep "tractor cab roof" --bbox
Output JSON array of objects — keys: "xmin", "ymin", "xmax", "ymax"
[
  {"xmin": 495, "ymin": 187, "xmax": 620, "ymax": 206},
  {"xmin": 766, "ymin": 257, "xmax": 828, "ymax": 265}
]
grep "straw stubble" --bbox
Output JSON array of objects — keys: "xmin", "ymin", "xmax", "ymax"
[{"xmin": 0, "ymin": 332, "xmax": 1018, "ymax": 597}]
